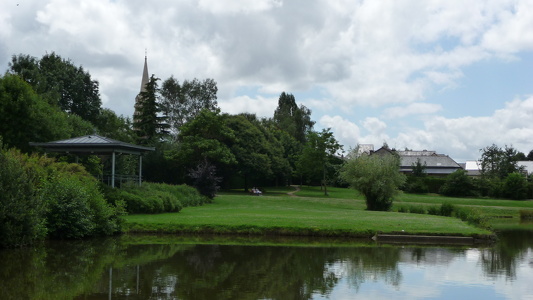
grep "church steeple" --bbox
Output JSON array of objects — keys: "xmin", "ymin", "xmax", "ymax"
[
  {"xmin": 140, "ymin": 52, "xmax": 149, "ymax": 92},
  {"xmin": 134, "ymin": 52, "xmax": 149, "ymax": 119}
]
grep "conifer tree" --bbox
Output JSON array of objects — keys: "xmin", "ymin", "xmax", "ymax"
[{"xmin": 133, "ymin": 75, "xmax": 169, "ymax": 145}]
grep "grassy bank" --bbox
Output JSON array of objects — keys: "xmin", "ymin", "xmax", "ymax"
[
  {"xmin": 288, "ymin": 186, "xmax": 533, "ymax": 222},
  {"xmin": 123, "ymin": 187, "xmax": 493, "ymax": 238}
]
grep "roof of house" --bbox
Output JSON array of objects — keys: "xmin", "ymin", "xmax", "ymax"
[
  {"xmin": 400, "ymin": 155, "xmax": 461, "ymax": 169},
  {"xmin": 371, "ymin": 146, "xmax": 461, "ymax": 174}
]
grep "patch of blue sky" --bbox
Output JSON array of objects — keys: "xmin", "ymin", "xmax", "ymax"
[
  {"xmin": 427, "ymin": 52, "xmax": 533, "ymax": 119},
  {"xmin": 412, "ymin": 34, "xmax": 465, "ymax": 54}
]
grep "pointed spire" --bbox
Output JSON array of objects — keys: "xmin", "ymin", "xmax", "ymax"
[{"xmin": 140, "ymin": 50, "xmax": 149, "ymax": 92}]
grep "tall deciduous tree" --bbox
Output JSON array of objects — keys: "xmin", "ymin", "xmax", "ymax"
[
  {"xmin": 94, "ymin": 108, "xmax": 135, "ymax": 143},
  {"xmin": 479, "ymin": 144, "xmax": 523, "ymax": 179},
  {"xmin": 0, "ymin": 74, "xmax": 74, "ymax": 152},
  {"xmin": 133, "ymin": 75, "xmax": 169, "ymax": 145},
  {"xmin": 273, "ymin": 92, "xmax": 314, "ymax": 144},
  {"xmin": 160, "ymin": 76, "xmax": 218, "ymax": 137},
  {"xmin": 226, "ymin": 114, "xmax": 274, "ymax": 191},
  {"xmin": 9, "ymin": 53, "xmax": 102, "ymax": 123},
  {"xmin": 296, "ymin": 129, "xmax": 342, "ymax": 195},
  {"xmin": 168, "ymin": 109, "xmax": 236, "ymax": 171}
]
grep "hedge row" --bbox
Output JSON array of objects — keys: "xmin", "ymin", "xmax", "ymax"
[
  {"xmin": 396, "ymin": 202, "xmax": 491, "ymax": 229},
  {"xmin": 103, "ymin": 182, "xmax": 211, "ymax": 214}
]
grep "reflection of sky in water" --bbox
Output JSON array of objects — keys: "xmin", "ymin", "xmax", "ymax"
[{"xmin": 312, "ymin": 248, "xmax": 533, "ymax": 300}]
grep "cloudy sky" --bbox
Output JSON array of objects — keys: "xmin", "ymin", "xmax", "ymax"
[{"xmin": 2, "ymin": 0, "xmax": 533, "ymax": 162}]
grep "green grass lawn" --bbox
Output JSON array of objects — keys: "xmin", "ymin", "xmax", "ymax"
[
  {"xmin": 291, "ymin": 186, "xmax": 533, "ymax": 219},
  {"xmin": 123, "ymin": 186, "xmax": 496, "ymax": 238}
]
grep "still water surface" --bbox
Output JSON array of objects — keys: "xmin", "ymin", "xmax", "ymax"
[{"xmin": 0, "ymin": 230, "xmax": 532, "ymax": 300}]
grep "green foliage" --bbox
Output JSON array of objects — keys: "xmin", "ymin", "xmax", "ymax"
[
  {"xmin": 411, "ymin": 158, "xmax": 427, "ymax": 177},
  {"xmin": 403, "ymin": 177, "xmax": 429, "ymax": 194},
  {"xmin": 0, "ymin": 147, "xmax": 46, "ymax": 247},
  {"xmin": 425, "ymin": 177, "xmax": 447, "ymax": 193},
  {"xmin": 172, "ymin": 109, "xmax": 236, "ymax": 168},
  {"xmin": 408, "ymin": 205, "xmax": 426, "ymax": 214},
  {"xmin": 189, "ymin": 160, "xmax": 221, "ymax": 199},
  {"xmin": 296, "ymin": 129, "xmax": 342, "ymax": 195},
  {"xmin": 340, "ymin": 152, "xmax": 406, "ymax": 211},
  {"xmin": 65, "ymin": 113, "xmax": 96, "ymax": 137},
  {"xmin": 93, "ymin": 108, "xmax": 135, "ymax": 143},
  {"xmin": 519, "ymin": 210, "xmax": 533, "ymax": 220},
  {"xmin": 427, "ymin": 205, "xmax": 440, "ymax": 215},
  {"xmin": 395, "ymin": 204, "xmax": 427, "ymax": 214},
  {"xmin": 0, "ymin": 74, "xmax": 75, "ymax": 152},
  {"xmin": 42, "ymin": 174, "xmax": 96, "ymax": 239},
  {"xmin": 440, "ymin": 202, "xmax": 455, "ymax": 217},
  {"xmin": 134, "ymin": 75, "xmax": 169, "ymax": 145},
  {"xmin": 453, "ymin": 207, "xmax": 491, "ymax": 229},
  {"xmin": 479, "ymin": 144, "xmax": 522, "ymax": 179},
  {"xmin": 9, "ymin": 52, "xmax": 102, "ymax": 123},
  {"xmin": 160, "ymin": 76, "xmax": 219, "ymax": 138},
  {"xmin": 395, "ymin": 202, "xmax": 490, "ymax": 229},
  {"xmin": 104, "ymin": 182, "xmax": 209, "ymax": 214},
  {"xmin": 403, "ymin": 159, "xmax": 429, "ymax": 193},
  {"xmin": 439, "ymin": 169, "xmax": 476, "ymax": 197},
  {"xmin": 502, "ymin": 172, "xmax": 528, "ymax": 200},
  {"xmin": 0, "ymin": 147, "xmax": 123, "ymax": 247},
  {"xmin": 273, "ymin": 92, "xmax": 315, "ymax": 144}
]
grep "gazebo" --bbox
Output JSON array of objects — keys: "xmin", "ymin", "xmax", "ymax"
[{"xmin": 30, "ymin": 135, "xmax": 155, "ymax": 187}]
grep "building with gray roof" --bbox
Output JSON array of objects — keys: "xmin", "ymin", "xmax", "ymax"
[{"xmin": 371, "ymin": 147, "xmax": 462, "ymax": 176}]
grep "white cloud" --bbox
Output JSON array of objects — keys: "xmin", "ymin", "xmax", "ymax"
[
  {"xmin": 219, "ymin": 95, "xmax": 277, "ymax": 118},
  {"xmin": 384, "ymin": 103, "xmax": 443, "ymax": 119},
  {"xmin": 197, "ymin": 0, "xmax": 282, "ymax": 14},
  {"xmin": 482, "ymin": 0, "xmax": 533, "ymax": 53},
  {"xmin": 2, "ymin": 0, "xmax": 533, "ymax": 163},
  {"xmin": 386, "ymin": 96, "xmax": 533, "ymax": 161},
  {"xmin": 319, "ymin": 115, "xmax": 361, "ymax": 149}
]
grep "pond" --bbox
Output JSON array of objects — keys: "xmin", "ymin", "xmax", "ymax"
[{"xmin": 0, "ymin": 230, "xmax": 532, "ymax": 300}]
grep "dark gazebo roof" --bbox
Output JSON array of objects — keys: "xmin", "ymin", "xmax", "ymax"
[{"xmin": 30, "ymin": 134, "xmax": 154, "ymax": 155}]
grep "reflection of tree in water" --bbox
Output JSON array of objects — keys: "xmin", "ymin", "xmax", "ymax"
[
  {"xmin": 0, "ymin": 238, "xmax": 121, "ymax": 299},
  {"xmin": 121, "ymin": 244, "xmax": 406, "ymax": 300},
  {"xmin": 337, "ymin": 247, "xmax": 402, "ymax": 292},
  {"xmin": 7, "ymin": 232, "xmax": 531, "ymax": 299},
  {"xmin": 170, "ymin": 245, "xmax": 340, "ymax": 299},
  {"xmin": 480, "ymin": 230, "xmax": 533, "ymax": 280}
]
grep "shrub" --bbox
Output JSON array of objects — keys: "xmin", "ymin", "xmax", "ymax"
[
  {"xmin": 403, "ymin": 177, "xmax": 429, "ymax": 194},
  {"xmin": 396, "ymin": 205, "xmax": 408, "ymax": 213},
  {"xmin": 2, "ymin": 147, "xmax": 123, "ymax": 243},
  {"xmin": 427, "ymin": 205, "xmax": 440, "ymax": 215},
  {"xmin": 519, "ymin": 210, "xmax": 533, "ymax": 220},
  {"xmin": 42, "ymin": 172, "xmax": 122, "ymax": 239},
  {"xmin": 0, "ymin": 148, "xmax": 46, "ymax": 247},
  {"xmin": 440, "ymin": 203, "xmax": 455, "ymax": 217},
  {"xmin": 408, "ymin": 205, "xmax": 426, "ymax": 214},
  {"xmin": 42, "ymin": 174, "xmax": 95, "ymax": 239},
  {"xmin": 502, "ymin": 172, "xmax": 528, "ymax": 200},
  {"xmin": 340, "ymin": 153, "xmax": 406, "ymax": 211},
  {"xmin": 106, "ymin": 182, "xmax": 209, "ymax": 214},
  {"xmin": 439, "ymin": 170, "xmax": 475, "ymax": 197},
  {"xmin": 453, "ymin": 207, "xmax": 491, "ymax": 229},
  {"xmin": 425, "ymin": 177, "xmax": 447, "ymax": 194},
  {"xmin": 189, "ymin": 160, "xmax": 221, "ymax": 199}
]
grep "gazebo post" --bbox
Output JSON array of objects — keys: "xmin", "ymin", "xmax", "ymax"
[
  {"xmin": 111, "ymin": 151, "xmax": 116, "ymax": 188},
  {"xmin": 139, "ymin": 155, "xmax": 143, "ymax": 186}
]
